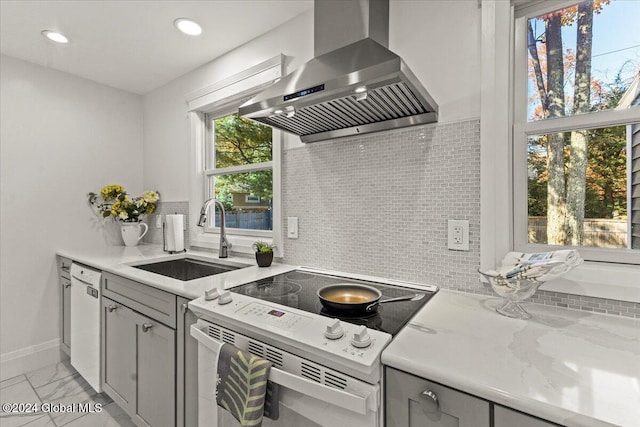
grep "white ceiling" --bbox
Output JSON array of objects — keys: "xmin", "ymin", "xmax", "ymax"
[{"xmin": 0, "ymin": 0, "xmax": 313, "ymax": 94}]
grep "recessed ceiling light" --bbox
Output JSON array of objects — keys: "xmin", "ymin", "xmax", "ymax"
[
  {"xmin": 41, "ymin": 30, "xmax": 70, "ymax": 44},
  {"xmin": 174, "ymin": 18, "xmax": 202, "ymax": 36}
]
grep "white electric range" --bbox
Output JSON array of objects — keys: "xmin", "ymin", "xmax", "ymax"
[{"xmin": 189, "ymin": 267, "xmax": 438, "ymax": 427}]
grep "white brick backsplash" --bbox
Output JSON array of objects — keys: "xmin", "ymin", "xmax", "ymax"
[
  {"xmin": 280, "ymin": 119, "xmax": 638, "ymax": 318},
  {"xmin": 282, "ymin": 119, "xmax": 485, "ymax": 294}
]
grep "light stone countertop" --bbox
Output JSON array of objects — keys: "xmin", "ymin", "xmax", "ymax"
[
  {"xmin": 57, "ymin": 246, "xmax": 639, "ymax": 425},
  {"xmin": 57, "ymin": 244, "xmax": 296, "ymax": 299},
  {"xmin": 381, "ymin": 290, "xmax": 640, "ymax": 427}
]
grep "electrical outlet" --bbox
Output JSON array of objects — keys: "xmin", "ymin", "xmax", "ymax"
[
  {"xmin": 453, "ymin": 225, "xmax": 463, "ymax": 244},
  {"xmin": 448, "ymin": 220, "xmax": 469, "ymax": 251}
]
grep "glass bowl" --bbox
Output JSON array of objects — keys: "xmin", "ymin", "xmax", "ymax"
[{"xmin": 478, "ymin": 270, "xmax": 543, "ymax": 319}]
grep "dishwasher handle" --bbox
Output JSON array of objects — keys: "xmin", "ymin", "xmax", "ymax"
[{"xmin": 70, "ymin": 263, "xmax": 102, "ymax": 286}]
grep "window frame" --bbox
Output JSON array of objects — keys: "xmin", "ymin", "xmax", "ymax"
[
  {"xmin": 186, "ymin": 56, "xmax": 283, "ymax": 256},
  {"xmin": 512, "ymin": 0, "xmax": 640, "ymax": 265},
  {"xmin": 202, "ymin": 105, "xmax": 280, "ymax": 238}
]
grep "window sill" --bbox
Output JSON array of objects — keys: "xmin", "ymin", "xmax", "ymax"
[
  {"xmin": 190, "ymin": 232, "xmax": 278, "ymax": 257},
  {"xmin": 539, "ymin": 261, "xmax": 640, "ymax": 303}
]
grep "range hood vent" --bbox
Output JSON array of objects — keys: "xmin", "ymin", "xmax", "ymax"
[{"xmin": 239, "ymin": 0, "xmax": 438, "ymax": 143}]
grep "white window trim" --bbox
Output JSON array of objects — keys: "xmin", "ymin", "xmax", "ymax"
[
  {"xmin": 187, "ymin": 56, "xmax": 283, "ymax": 257},
  {"xmin": 481, "ymin": 0, "xmax": 640, "ymax": 302},
  {"xmin": 203, "ymin": 109, "xmax": 281, "ymax": 239},
  {"xmin": 512, "ymin": 2, "xmax": 640, "ymax": 265}
]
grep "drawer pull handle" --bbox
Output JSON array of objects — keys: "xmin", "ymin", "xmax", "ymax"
[
  {"xmin": 142, "ymin": 323, "xmax": 153, "ymax": 332},
  {"xmin": 108, "ymin": 305, "xmax": 118, "ymax": 312},
  {"xmin": 182, "ymin": 303, "xmax": 188, "ymax": 314},
  {"xmin": 64, "ymin": 283, "xmax": 71, "ymax": 288},
  {"xmin": 420, "ymin": 389, "xmax": 439, "ymax": 412}
]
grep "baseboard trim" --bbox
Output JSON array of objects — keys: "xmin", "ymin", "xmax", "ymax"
[{"xmin": 0, "ymin": 339, "xmax": 64, "ymax": 381}]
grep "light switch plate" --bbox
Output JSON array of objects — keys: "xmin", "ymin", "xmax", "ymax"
[
  {"xmin": 155, "ymin": 214, "xmax": 162, "ymax": 229},
  {"xmin": 287, "ymin": 217, "xmax": 298, "ymax": 239},
  {"xmin": 448, "ymin": 219, "xmax": 469, "ymax": 251}
]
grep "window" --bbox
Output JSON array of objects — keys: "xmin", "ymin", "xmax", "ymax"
[
  {"xmin": 186, "ymin": 55, "xmax": 283, "ymax": 253},
  {"xmin": 203, "ymin": 110, "xmax": 278, "ymax": 237},
  {"xmin": 514, "ymin": 0, "xmax": 640, "ymax": 263}
]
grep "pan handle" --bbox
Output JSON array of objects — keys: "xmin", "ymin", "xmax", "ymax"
[{"xmin": 365, "ymin": 293, "xmax": 425, "ymax": 312}]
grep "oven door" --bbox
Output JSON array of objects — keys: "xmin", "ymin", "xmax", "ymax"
[{"xmin": 191, "ymin": 320, "xmax": 380, "ymax": 427}]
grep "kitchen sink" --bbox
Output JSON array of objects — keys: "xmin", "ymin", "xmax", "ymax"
[{"xmin": 132, "ymin": 258, "xmax": 244, "ymax": 281}]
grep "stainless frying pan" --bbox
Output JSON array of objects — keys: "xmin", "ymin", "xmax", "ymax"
[{"xmin": 317, "ymin": 283, "xmax": 424, "ymax": 313}]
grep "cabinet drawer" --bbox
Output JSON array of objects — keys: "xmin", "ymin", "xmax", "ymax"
[
  {"xmin": 57, "ymin": 256, "xmax": 72, "ymax": 280},
  {"xmin": 385, "ymin": 367, "xmax": 490, "ymax": 427},
  {"xmin": 102, "ymin": 272, "xmax": 176, "ymax": 328}
]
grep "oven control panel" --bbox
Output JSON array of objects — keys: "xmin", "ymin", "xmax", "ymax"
[
  {"xmin": 237, "ymin": 303, "xmax": 312, "ymax": 331},
  {"xmin": 190, "ymin": 294, "xmax": 392, "ymax": 370}
]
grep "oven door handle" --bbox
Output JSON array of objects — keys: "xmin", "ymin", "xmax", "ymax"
[{"xmin": 190, "ymin": 324, "xmax": 377, "ymax": 415}]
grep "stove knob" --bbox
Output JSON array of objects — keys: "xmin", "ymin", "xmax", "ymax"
[
  {"xmin": 218, "ymin": 290, "xmax": 233, "ymax": 305},
  {"xmin": 350, "ymin": 325, "xmax": 372, "ymax": 348},
  {"xmin": 204, "ymin": 288, "xmax": 221, "ymax": 301},
  {"xmin": 324, "ymin": 319, "xmax": 344, "ymax": 340}
]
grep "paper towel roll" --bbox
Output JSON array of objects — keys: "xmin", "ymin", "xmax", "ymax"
[{"xmin": 166, "ymin": 214, "xmax": 184, "ymax": 252}]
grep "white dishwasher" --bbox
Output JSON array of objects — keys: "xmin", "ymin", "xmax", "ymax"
[{"xmin": 70, "ymin": 263, "xmax": 102, "ymax": 393}]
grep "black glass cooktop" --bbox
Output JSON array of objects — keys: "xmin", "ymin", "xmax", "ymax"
[{"xmin": 229, "ymin": 270, "xmax": 436, "ymax": 336}]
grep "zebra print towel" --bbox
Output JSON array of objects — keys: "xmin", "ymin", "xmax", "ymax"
[{"xmin": 216, "ymin": 343, "xmax": 278, "ymax": 427}]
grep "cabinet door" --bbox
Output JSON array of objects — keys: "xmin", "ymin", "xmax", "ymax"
[
  {"xmin": 386, "ymin": 367, "xmax": 490, "ymax": 427},
  {"xmin": 176, "ymin": 297, "xmax": 199, "ymax": 427},
  {"xmin": 61, "ymin": 278, "xmax": 71, "ymax": 352},
  {"xmin": 494, "ymin": 406, "xmax": 560, "ymax": 427},
  {"xmin": 102, "ymin": 298, "xmax": 137, "ymax": 412},
  {"xmin": 134, "ymin": 313, "xmax": 176, "ymax": 427}
]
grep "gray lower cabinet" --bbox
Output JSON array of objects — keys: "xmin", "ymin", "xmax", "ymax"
[
  {"xmin": 136, "ymin": 312, "xmax": 175, "ymax": 427},
  {"xmin": 176, "ymin": 297, "xmax": 199, "ymax": 427},
  {"xmin": 61, "ymin": 276, "xmax": 71, "ymax": 353},
  {"xmin": 386, "ymin": 367, "xmax": 561, "ymax": 427},
  {"xmin": 57, "ymin": 256, "xmax": 72, "ymax": 355},
  {"xmin": 102, "ymin": 296, "xmax": 176, "ymax": 427},
  {"xmin": 494, "ymin": 406, "xmax": 560, "ymax": 427},
  {"xmin": 386, "ymin": 367, "xmax": 490, "ymax": 427},
  {"xmin": 102, "ymin": 298, "xmax": 136, "ymax": 408}
]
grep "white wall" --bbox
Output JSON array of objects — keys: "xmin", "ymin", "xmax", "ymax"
[
  {"xmin": 390, "ymin": 0, "xmax": 481, "ymax": 123},
  {"xmin": 142, "ymin": 10, "xmax": 314, "ymax": 200},
  {"xmin": 0, "ymin": 55, "xmax": 143, "ymax": 374},
  {"xmin": 142, "ymin": 1, "xmax": 481, "ymax": 197}
]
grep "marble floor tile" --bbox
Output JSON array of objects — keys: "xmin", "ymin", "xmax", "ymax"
[
  {"xmin": 62, "ymin": 403, "xmax": 135, "ymax": 427},
  {"xmin": 2, "ymin": 362, "xmax": 132, "ymax": 427},
  {"xmin": 33, "ymin": 374, "xmax": 95, "ymax": 427},
  {"xmin": 20, "ymin": 415, "xmax": 56, "ymax": 426},
  {"xmin": 0, "ymin": 414, "xmax": 51, "ymax": 427},
  {"xmin": 0, "ymin": 380, "xmax": 44, "ymax": 427},
  {"xmin": 1, "ymin": 375, "xmax": 27, "ymax": 390},
  {"xmin": 26, "ymin": 359, "xmax": 75, "ymax": 389}
]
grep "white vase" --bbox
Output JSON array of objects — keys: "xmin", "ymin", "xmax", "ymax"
[{"xmin": 120, "ymin": 222, "xmax": 148, "ymax": 247}]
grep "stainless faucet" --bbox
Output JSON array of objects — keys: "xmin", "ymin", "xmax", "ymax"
[{"xmin": 197, "ymin": 198, "xmax": 231, "ymax": 258}]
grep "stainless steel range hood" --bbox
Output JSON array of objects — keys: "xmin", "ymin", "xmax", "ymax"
[{"xmin": 239, "ymin": 0, "xmax": 438, "ymax": 143}]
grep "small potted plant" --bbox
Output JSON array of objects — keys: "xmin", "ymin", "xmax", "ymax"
[{"xmin": 253, "ymin": 241, "xmax": 275, "ymax": 267}]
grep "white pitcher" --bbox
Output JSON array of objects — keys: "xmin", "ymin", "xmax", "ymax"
[{"xmin": 120, "ymin": 222, "xmax": 148, "ymax": 247}]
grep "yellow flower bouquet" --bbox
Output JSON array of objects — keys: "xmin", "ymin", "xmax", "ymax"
[{"xmin": 88, "ymin": 185, "xmax": 160, "ymax": 223}]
